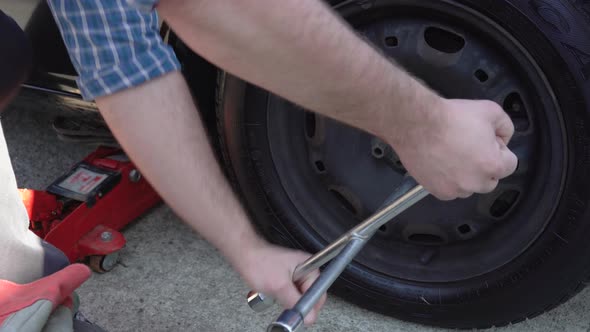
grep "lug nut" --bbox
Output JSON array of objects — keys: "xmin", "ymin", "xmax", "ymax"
[{"xmin": 512, "ymin": 102, "xmax": 522, "ymax": 112}]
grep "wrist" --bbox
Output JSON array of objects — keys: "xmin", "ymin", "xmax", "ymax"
[
  {"xmin": 223, "ymin": 229, "xmax": 269, "ymax": 277},
  {"xmin": 374, "ymin": 75, "xmax": 445, "ymax": 149}
]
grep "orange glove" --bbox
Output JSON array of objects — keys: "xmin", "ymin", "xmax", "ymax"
[{"xmin": 0, "ymin": 264, "xmax": 91, "ymax": 332}]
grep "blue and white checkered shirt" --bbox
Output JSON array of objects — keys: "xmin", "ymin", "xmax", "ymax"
[
  {"xmin": 47, "ymin": 0, "xmax": 180, "ymax": 101},
  {"xmin": 125, "ymin": 0, "xmax": 158, "ymax": 12}
]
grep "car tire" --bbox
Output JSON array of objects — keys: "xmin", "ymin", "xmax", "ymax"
[{"xmin": 215, "ymin": 0, "xmax": 590, "ymax": 328}]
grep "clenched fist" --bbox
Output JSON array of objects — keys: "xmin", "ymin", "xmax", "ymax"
[
  {"xmin": 235, "ymin": 243, "xmax": 326, "ymax": 326},
  {"xmin": 392, "ymin": 99, "xmax": 518, "ymax": 200}
]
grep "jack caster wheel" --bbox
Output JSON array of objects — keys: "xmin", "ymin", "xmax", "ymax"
[{"xmin": 88, "ymin": 251, "xmax": 120, "ymax": 273}]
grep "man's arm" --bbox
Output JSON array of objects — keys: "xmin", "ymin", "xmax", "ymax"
[
  {"xmin": 95, "ymin": 72, "xmax": 259, "ymax": 269},
  {"xmin": 95, "ymin": 71, "xmax": 325, "ymax": 324},
  {"xmin": 47, "ymin": 0, "xmax": 325, "ymax": 324},
  {"xmin": 159, "ymin": 0, "xmax": 431, "ymax": 140},
  {"xmin": 157, "ymin": 0, "xmax": 518, "ymax": 199}
]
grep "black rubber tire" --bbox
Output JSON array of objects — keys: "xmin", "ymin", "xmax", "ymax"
[{"xmin": 215, "ymin": 0, "xmax": 590, "ymax": 328}]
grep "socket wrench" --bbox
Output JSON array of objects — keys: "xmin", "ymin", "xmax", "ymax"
[{"xmin": 247, "ymin": 176, "xmax": 428, "ymax": 331}]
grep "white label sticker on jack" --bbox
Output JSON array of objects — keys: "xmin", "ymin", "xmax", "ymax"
[{"xmin": 59, "ymin": 167, "xmax": 109, "ymax": 195}]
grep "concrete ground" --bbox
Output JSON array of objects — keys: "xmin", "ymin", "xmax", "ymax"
[
  {"xmin": 4, "ymin": 94, "xmax": 590, "ymax": 332},
  {"xmin": 2, "ymin": 2, "xmax": 590, "ymax": 331}
]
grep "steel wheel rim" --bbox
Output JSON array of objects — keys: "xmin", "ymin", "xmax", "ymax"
[{"xmin": 256, "ymin": 0, "xmax": 566, "ymax": 283}]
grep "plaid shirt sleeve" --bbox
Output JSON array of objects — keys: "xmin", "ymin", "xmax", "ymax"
[
  {"xmin": 47, "ymin": 0, "xmax": 180, "ymax": 101},
  {"xmin": 125, "ymin": 0, "xmax": 159, "ymax": 12}
]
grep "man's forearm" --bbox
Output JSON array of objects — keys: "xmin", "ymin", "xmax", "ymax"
[
  {"xmin": 95, "ymin": 71, "xmax": 264, "ymax": 271},
  {"xmin": 158, "ymin": 0, "xmax": 441, "ymax": 145}
]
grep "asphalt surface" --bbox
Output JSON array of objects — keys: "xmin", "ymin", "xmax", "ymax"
[{"xmin": 4, "ymin": 91, "xmax": 590, "ymax": 332}]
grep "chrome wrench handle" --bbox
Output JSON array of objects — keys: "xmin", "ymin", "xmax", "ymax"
[{"xmin": 247, "ymin": 176, "xmax": 427, "ymax": 313}]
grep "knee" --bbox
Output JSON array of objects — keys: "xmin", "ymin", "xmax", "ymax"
[
  {"xmin": 0, "ymin": 11, "xmax": 32, "ymax": 105},
  {"xmin": 41, "ymin": 241, "xmax": 70, "ymax": 277}
]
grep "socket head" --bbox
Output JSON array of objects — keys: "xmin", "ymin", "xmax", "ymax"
[
  {"xmin": 267, "ymin": 309, "xmax": 304, "ymax": 332},
  {"xmin": 247, "ymin": 291, "xmax": 275, "ymax": 312}
]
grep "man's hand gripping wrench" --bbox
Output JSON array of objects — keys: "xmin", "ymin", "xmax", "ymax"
[{"xmin": 246, "ymin": 176, "xmax": 429, "ymax": 332}]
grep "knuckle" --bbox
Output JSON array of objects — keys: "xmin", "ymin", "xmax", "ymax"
[
  {"xmin": 483, "ymin": 158, "xmax": 503, "ymax": 176},
  {"xmin": 432, "ymin": 186, "xmax": 455, "ymax": 201},
  {"xmin": 499, "ymin": 153, "xmax": 518, "ymax": 176},
  {"xmin": 445, "ymin": 188, "xmax": 462, "ymax": 201},
  {"xmin": 506, "ymin": 117, "xmax": 515, "ymax": 130},
  {"xmin": 482, "ymin": 100, "xmax": 501, "ymax": 113},
  {"xmin": 510, "ymin": 152, "xmax": 519, "ymax": 169},
  {"xmin": 434, "ymin": 192, "xmax": 452, "ymax": 201},
  {"xmin": 483, "ymin": 99, "xmax": 498, "ymax": 109},
  {"xmin": 460, "ymin": 193, "xmax": 472, "ymax": 199},
  {"xmin": 482, "ymin": 181, "xmax": 498, "ymax": 194},
  {"xmin": 457, "ymin": 183, "xmax": 474, "ymax": 197}
]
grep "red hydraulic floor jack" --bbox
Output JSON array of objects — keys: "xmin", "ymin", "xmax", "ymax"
[{"xmin": 19, "ymin": 146, "xmax": 161, "ymax": 272}]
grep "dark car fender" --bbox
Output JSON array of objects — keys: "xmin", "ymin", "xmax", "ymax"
[{"xmin": 19, "ymin": 1, "xmax": 219, "ymax": 122}]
